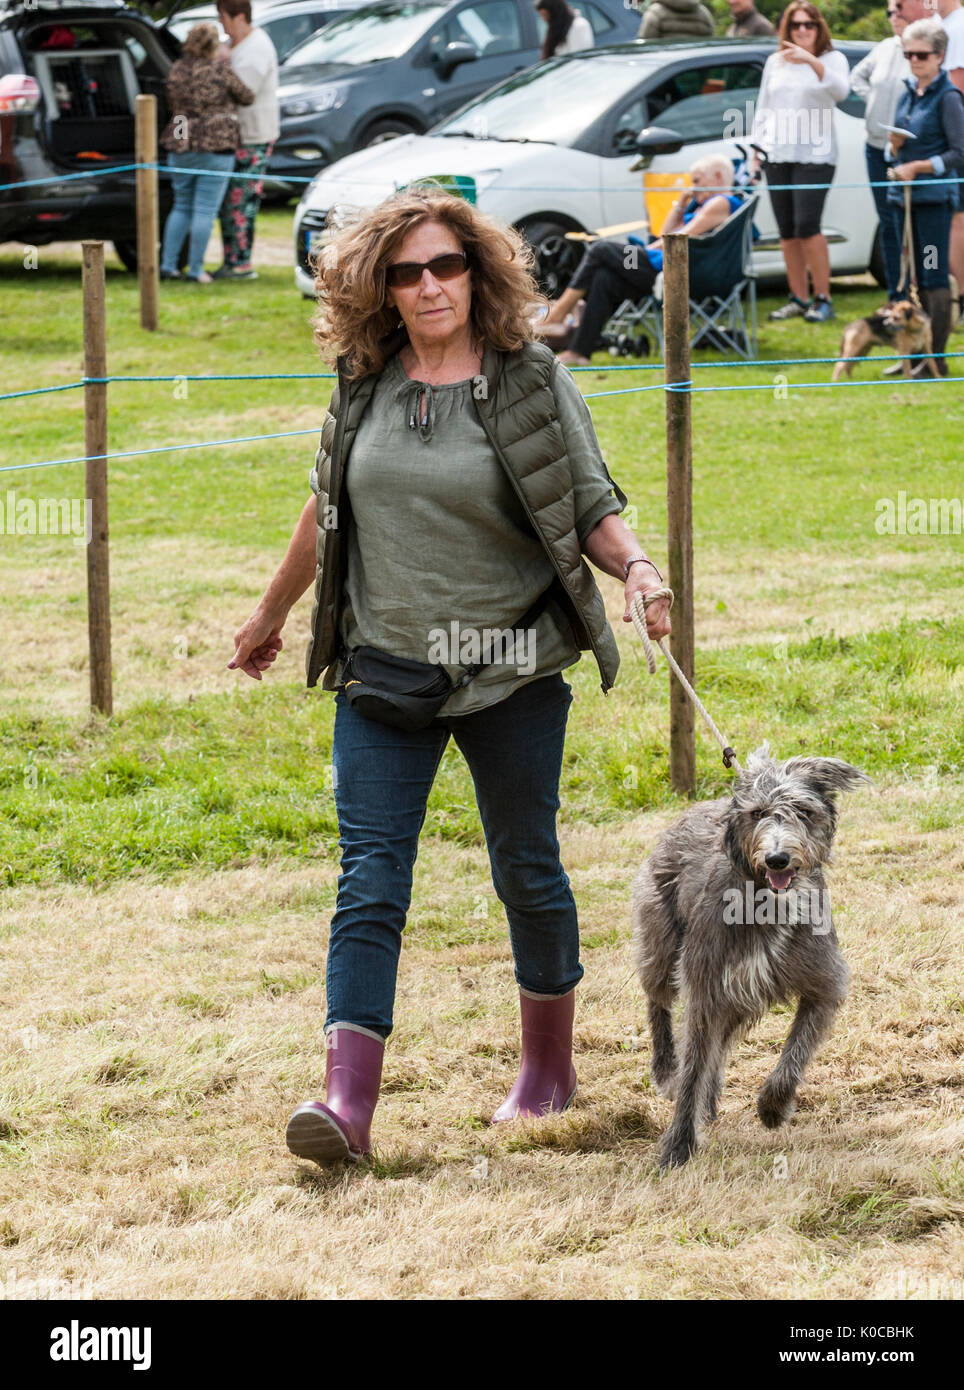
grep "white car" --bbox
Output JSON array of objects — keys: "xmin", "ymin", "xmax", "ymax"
[{"xmin": 293, "ymin": 37, "xmax": 881, "ymax": 298}]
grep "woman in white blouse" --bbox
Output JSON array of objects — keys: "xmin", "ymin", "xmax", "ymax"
[
  {"xmin": 751, "ymin": 2, "xmax": 851, "ymax": 322},
  {"xmin": 536, "ymin": 0, "xmax": 593, "ymax": 58}
]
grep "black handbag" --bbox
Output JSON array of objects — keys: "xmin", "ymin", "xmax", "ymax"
[{"xmin": 341, "ymin": 590, "xmax": 553, "ymax": 731}]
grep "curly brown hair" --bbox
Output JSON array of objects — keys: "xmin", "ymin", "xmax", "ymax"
[
  {"xmin": 310, "ymin": 185, "xmax": 548, "ymax": 381},
  {"xmin": 183, "ymin": 21, "xmax": 220, "ymax": 59},
  {"xmin": 777, "ymin": 2, "xmax": 833, "ymax": 56}
]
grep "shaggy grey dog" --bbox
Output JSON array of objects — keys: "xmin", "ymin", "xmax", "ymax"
[{"xmin": 631, "ymin": 747, "xmax": 868, "ymax": 1170}]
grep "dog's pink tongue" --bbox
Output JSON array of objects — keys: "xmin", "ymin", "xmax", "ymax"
[{"xmin": 767, "ymin": 869, "xmax": 794, "ymax": 892}]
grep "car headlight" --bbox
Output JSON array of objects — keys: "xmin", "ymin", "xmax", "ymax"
[{"xmin": 281, "ymin": 88, "xmax": 344, "ymax": 118}]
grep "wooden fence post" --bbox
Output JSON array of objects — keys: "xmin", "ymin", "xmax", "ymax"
[
  {"xmin": 662, "ymin": 233, "xmax": 695, "ymax": 796},
  {"xmin": 82, "ymin": 241, "xmax": 113, "ymax": 716},
  {"xmin": 135, "ymin": 93, "xmax": 159, "ymax": 331}
]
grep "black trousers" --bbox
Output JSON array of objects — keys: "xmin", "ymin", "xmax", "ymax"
[
  {"xmin": 764, "ymin": 161, "xmax": 835, "ymax": 240},
  {"xmin": 568, "ymin": 238, "xmax": 657, "ymax": 357}
]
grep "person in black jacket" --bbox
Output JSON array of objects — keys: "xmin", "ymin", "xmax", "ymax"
[{"xmin": 887, "ymin": 17, "xmax": 964, "ymax": 374}]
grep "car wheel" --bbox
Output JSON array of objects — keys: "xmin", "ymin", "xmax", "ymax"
[
  {"xmin": 360, "ymin": 119, "xmax": 418, "ymax": 148},
  {"xmin": 520, "ymin": 219, "xmax": 584, "ymax": 298},
  {"xmin": 869, "ymin": 230, "xmax": 887, "ymax": 290},
  {"xmin": 112, "ymin": 239, "xmax": 139, "ymax": 273}
]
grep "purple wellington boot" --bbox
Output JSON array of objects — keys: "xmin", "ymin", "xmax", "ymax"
[
  {"xmin": 492, "ymin": 988, "xmax": 578, "ymax": 1122},
  {"xmin": 285, "ymin": 1024, "xmax": 384, "ymax": 1164}
]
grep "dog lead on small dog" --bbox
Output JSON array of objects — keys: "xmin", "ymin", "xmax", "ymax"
[
  {"xmin": 631, "ymin": 746, "xmax": 868, "ymax": 1170},
  {"xmin": 831, "ymin": 299, "xmax": 935, "ymax": 381}
]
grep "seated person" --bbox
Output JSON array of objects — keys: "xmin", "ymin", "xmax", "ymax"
[{"xmin": 542, "ymin": 153, "xmax": 743, "ymax": 365}]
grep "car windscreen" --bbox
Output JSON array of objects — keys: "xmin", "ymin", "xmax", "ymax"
[
  {"xmin": 433, "ymin": 52, "xmax": 662, "ymax": 147},
  {"xmin": 281, "ymin": 2, "xmax": 446, "ymax": 66}
]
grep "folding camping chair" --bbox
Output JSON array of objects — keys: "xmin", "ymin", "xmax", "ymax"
[{"xmin": 605, "ymin": 192, "xmax": 759, "ymax": 361}]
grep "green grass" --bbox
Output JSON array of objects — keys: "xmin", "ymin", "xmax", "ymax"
[{"xmin": 0, "ymin": 226, "xmax": 961, "ymax": 888}]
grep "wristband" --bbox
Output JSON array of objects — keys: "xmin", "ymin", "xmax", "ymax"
[{"xmin": 623, "ymin": 554, "xmax": 664, "ymax": 583}]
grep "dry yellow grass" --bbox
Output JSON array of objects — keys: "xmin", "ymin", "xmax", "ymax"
[{"xmin": 1, "ymin": 784, "xmax": 961, "ymax": 1300}]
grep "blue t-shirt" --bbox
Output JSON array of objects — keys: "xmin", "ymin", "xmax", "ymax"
[{"xmin": 631, "ymin": 193, "xmax": 744, "ymax": 272}]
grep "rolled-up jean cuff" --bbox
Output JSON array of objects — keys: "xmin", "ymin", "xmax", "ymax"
[
  {"xmin": 324, "ymin": 1021, "xmax": 387, "ymax": 1045},
  {"xmin": 519, "ymin": 984, "xmax": 578, "ymax": 1001}
]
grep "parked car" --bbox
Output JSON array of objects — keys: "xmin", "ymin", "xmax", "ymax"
[
  {"xmin": 0, "ymin": 0, "xmax": 181, "ymax": 268},
  {"xmin": 167, "ymin": 0, "xmax": 369, "ymax": 63},
  {"xmin": 270, "ymin": 0, "xmax": 640, "ymax": 191},
  {"xmin": 292, "ymin": 37, "xmax": 879, "ymax": 298}
]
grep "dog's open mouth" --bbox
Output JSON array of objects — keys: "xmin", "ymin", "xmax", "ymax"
[{"xmin": 765, "ymin": 869, "xmax": 796, "ymax": 892}]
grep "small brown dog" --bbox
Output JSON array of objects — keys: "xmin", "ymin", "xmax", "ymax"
[{"xmin": 832, "ymin": 299, "xmax": 935, "ymax": 381}]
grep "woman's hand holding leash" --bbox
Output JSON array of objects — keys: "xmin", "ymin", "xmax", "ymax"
[
  {"xmin": 892, "ymin": 162, "xmax": 921, "ymax": 182},
  {"xmin": 624, "ymin": 563, "xmax": 671, "ymax": 640},
  {"xmin": 581, "ymin": 513, "xmax": 670, "ymax": 640}
]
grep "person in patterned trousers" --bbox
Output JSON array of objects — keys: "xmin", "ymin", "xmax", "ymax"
[{"xmin": 215, "ymin": 0, "xmax": 279, "ymax": 280}]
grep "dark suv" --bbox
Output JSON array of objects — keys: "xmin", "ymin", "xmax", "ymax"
[
  {"xmin": 270, "ymin": 0, "xmax": 640, "ymax": 188},
  {"xmin": 0, "ymin": 0, "xmax": 180, "ymax": 268}
]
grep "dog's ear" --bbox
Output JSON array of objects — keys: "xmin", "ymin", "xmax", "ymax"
[
  {"xmin": 743, "ymin": 742, "xmax": 771, "ymax": 776},
  {"xmin": 784, "ymin": 758, "xmax": 870, "ymax": 799}
]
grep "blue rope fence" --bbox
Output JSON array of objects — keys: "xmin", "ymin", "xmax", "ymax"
[
  {"xmin": 2, "ymin": 162, "xmax": 961, "ymax": 195},
  {"xmin": 3, "ymin": 351, "xmax": 963, "ymax": 404},
  {"xmin": 2, "ymin": 352, "xmax": 960, "ymax": 473}
]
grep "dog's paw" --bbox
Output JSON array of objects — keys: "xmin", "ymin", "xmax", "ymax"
[
  {"xmin": 652, "ymin": 1069, "xmax": 678, "ymax": 1100},
  {"xmin": 757, "ymin": 1084, "xmax": 796, "ymax": 1130},
  {"xmin": 657, "ymin": 1128, "xmax": 697, "ymax": 1170}
]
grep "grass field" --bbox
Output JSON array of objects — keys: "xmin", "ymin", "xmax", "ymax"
[{"xmin": 0, "ymin": 213, "xmax": 961, "ymax": 1300}]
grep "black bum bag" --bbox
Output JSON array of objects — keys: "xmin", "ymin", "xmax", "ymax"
[
  {"xmin": 341, "ymin": 589, "xmax": 553, "ymax": 731},
  {"xmin": 342, "ymin": 645, "xmax": 454, "ymax": 730}
]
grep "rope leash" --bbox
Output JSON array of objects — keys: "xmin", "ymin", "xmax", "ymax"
[
  {"xmin": 630, "ymin": 589, "xmax": 742, "ymax": 775},
  {"xmin": 898, "ymin": 182, "xmax": 922, "ymax": 311}
]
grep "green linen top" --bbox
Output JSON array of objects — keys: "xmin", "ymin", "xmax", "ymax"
[{"xmin": 330, "ymin": 350, "xmax": 624, "ymax": 716}]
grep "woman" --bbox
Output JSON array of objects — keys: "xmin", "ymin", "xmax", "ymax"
[
  {"xmin": 537, "ymin": 0, "xmax": 593, "ymax": 58},
  {"xmin": 887, "ymin": 18, "xmax": 964, "ymax": 375},
  {"xmin": 227, "ymin": 188, "xmax": 672, "ymax": 1164},
  {"xmin": 159, "ymin": 23, "xmax": 254, "ymax": 284},
  {"xmin": 851, "ymin": 4, "xmax": 909, "ymax": 301},
  {"xmin": 213, "ymin": 0, "xmax": 280, "ymax": 282},
  {"xmin": 751, "ymin": 3, "xmax": 850, "ymax": 323},
  {"xmin": 542, "ymin": 154, "xmax": 742, "ymax": 366}
]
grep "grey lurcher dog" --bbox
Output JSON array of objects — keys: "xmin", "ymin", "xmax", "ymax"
[{"xmin": 630, "ymin": 747, "xmax": 868, "ymax": 1170}]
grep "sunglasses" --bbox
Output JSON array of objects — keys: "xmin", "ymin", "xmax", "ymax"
[
  {"xmin": 385, "ymin": 251, "xmax": 469, "ymax": 289},
  {"xmin": 790, "ymin": 19, "xmax": 817, "ymax": 29},
  {"xmin": 904, "ymin": 48, "xmax": 937, "ymax": 59}
]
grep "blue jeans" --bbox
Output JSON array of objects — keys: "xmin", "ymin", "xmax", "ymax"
[
  {"xmin": 326, "ymin": 673, "xmax": 584, "ymax": 1038},
  {"xmin": 888, "ymin": 196, "xmax": 954, "ymax": 291},
  {"xmin": 161, "ymin": 151, "xmax": 235, "ymax": 278},
  {"xmin": 866, "ymin": 144, "xmax": 903, "ymax": 300}
]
